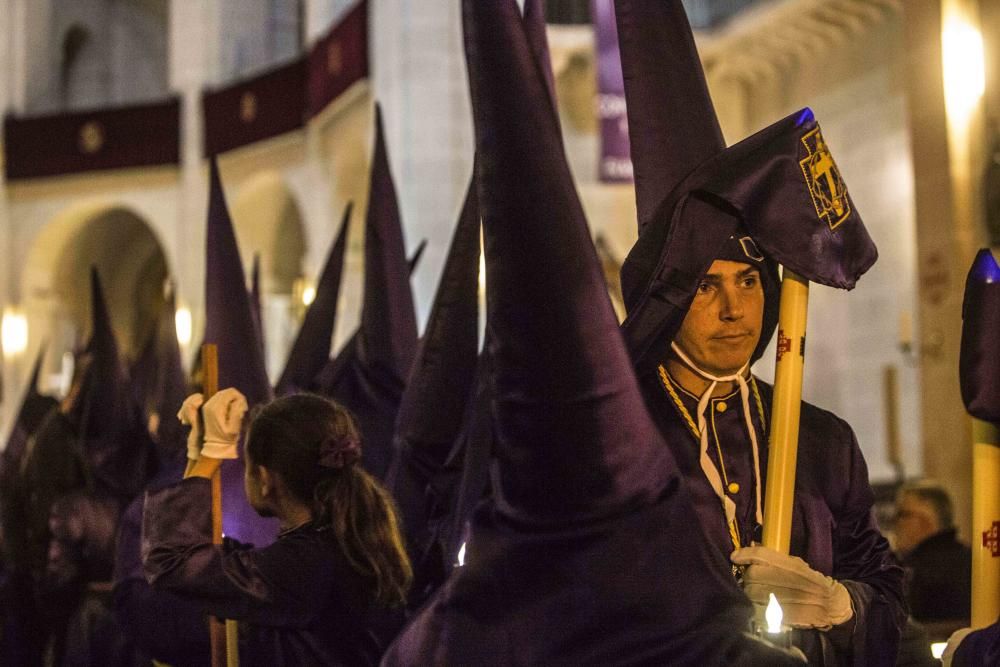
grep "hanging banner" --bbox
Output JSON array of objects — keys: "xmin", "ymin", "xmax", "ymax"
[{"xmin": 591, "ymin": 0, "xmax": 633, "ymax": 183}]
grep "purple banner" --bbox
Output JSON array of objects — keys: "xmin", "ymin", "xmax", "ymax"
[{"xmin": 591, "ymin": 0, "xmax": 633, "ymax": 183}]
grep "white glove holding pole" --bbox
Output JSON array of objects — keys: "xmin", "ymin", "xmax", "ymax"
[
  {"xmin": 200, "ymin": 388, "xmax": 248, "ymax": 460},
  {"xmin": 177, "ymin": 393, "xmax": 205, "ymax": 461},
  {"xmin": 731, "ymin": 546, "xmax": 853, "ymax": 630}
]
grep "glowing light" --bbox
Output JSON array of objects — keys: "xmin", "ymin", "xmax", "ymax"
[
  {"xmin": 456, "ymin": 541, "xmax": 467, "ymax": 567},
  {"xmin": 931, "ymin": 642, "xmax": 947, "ymax": 659},
  {"xmin": 2, "ymin": 309, "xmax": 28, "ymax": 357},
  {"xmin": 942, "ymin": 15, "xmax": 985, "ymax": 121},
  {"xmin": 478, "ymin": 250, "xmax": 486, "ymax": 292},
  {"xmin": 175, "ymin": 306, "xmax": 193, "ymax": 347},
  {"xmin": 301, "ymin": 284, "xmax": 317, "ymax": 307},
  {"xmin": 765, "ymin": 593, "xmax": 783, "ymax": 634}
]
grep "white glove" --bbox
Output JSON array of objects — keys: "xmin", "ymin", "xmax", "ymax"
[
  {"xmin": 731, "ymin": 545, "xmax": 853, "ymax": 630},
  {"xmin": 200, "ymin": 388, "xmax": 248, "ymax": 460},
  {"xmin": 942, "ymin": 627, "xmax": 974, "ymax": 667},
  {"xmin": 177, "ymin": 393, "xmax": 205, "ymax": 461}
]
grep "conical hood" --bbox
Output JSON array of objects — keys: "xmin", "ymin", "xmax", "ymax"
[
  {"xmin": 79, "ymin": 268, "xmax": 156, "ymax": 498},
  {"xmin": 310, "ymin": 243, "xmax": 426, "ymax": 396},
  {"xmin": 620, "ymin": 107, "xmax": 876, "ymax": 367},
  {"xmin": 204, "ymin": 158, "xmax": 279, "ymax": 545},
  {"xmin": 614, "ymin": 0, "xmax": 725, "ymax": 232},
  {"xmin": 392, "ymin": 176, "xmax": 480, "ymax": 470},
  {"xmin": 522, "ymin": 0, "xmax": 557, "ymax": 116},
  {"xmin": 249, "ymin": 253, "xmax": 265, "ymax": 360},
  {"xmin": 204, "ymin": 158, "xmax": 271, "ymax": 406},
  {"xmin": 275, "ymin": 203, "xmax": 352, "ymax": 395},
  {"xmin": 961, "ymin": 249, "xmax": 1000, "ymax": 423},
  {"xmin": 468, "ymin": 0, "xmax": 666, "ymax": 522},
  {"xmin": 385, "ymin": 175, "xmax": 481, "ymax": 604},
  {"xmin": 317, "ymin": 108, "xmax": 419, "ymax": 480},
  {"xmin": 358, "ymin": 105, "xmax": 419, "ymax": 380},
  {"xmin": 383, "ymin": 3, "xmax": 804, "ymax": 664}
]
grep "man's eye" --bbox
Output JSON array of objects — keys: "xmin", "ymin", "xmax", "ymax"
[
  {"xmin": 697, "ymin": 282, "xmax": 712, "ymax": 293},
  {"xmin": 742, "ymin": 277, "xmax": 758, "ymax": 288}
]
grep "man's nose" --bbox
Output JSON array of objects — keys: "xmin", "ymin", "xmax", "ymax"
[{"xmin": 719, "ymin": 286, "xmax": 744, "ymax": 320}]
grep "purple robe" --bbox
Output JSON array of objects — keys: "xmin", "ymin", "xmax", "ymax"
[
  {"xmin": 641, "ymin": 369, "xmax": 906, "ymax": 664},
  {"xmin": 42, "ymin": 490, "xmax": 136, "ymax": 666},
  {"xmin": 113, "ymin": 465, "xmax": 211, "ymax": 667},
  {"xmin": 142, "ymin": 478, "xmax": 386, "ymax": 666}
]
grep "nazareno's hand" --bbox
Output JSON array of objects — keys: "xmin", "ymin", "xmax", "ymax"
[
  {"xmin": 200, "ymin": 388, "xmax": 248, "ymax": 460},
  {"xmin": 731, "ymin": 545, "xmax": 853, "ymax": 631}
]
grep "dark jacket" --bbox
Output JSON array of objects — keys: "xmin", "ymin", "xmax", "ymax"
[
  {"xmin": 902, "ymin": 528, "xmax": 971, "ymax": 625},
  {"xmin": 142, "ymin": 477, "xmax": 385, "ymax": 667}
]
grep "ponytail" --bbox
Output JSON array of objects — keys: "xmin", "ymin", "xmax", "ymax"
[{"xmin": 316, "ymin": 466, "xmax": 412, "ymax": 607}]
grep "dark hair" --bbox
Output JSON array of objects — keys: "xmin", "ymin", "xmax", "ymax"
[
  {"xmin": 245, "ymin": 394, "xmax": 412, "ymax": 607},
  {"xmin": 898, "ymin": 480, "xmax": 954, "ymax": 530}
]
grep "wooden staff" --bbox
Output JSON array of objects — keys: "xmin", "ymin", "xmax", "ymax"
[
  {"xmin": 971, "ymin": 417, "xmax": 1000, "ymax": 628},
  {"xmin": 761, "ymin": 270, "xmax": 809, "ymax": 554},
  {"xmin": 200, "ymin": 344, "xmax": 239, "ymax": 667}
]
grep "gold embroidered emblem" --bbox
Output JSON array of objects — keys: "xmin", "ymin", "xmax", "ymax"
[
  {"xmin": 799, "ymin": 127, "xmax": 851, "ymax": 230},
  {"xmin": 327, "ymin": 41, "xmax": 343, "ymax": 76},
  {"xmin": 240, "ymin": 92, "xmax": 258, "ymax": 124},
  {"xmin": 78, "ymin": 121, "xmax": 105, "ymax": 154}
]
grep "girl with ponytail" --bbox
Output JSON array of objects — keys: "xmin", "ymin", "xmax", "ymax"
[{"xmin": 142, "ymin": 391, "xmax": 412, "ymax": 666}]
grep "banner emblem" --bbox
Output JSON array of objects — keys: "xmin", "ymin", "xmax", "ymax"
[
  {"xmin": 984, "ymin": 521, "xmax": 1000, "ymax": 557},
  {"xmin": 799, "ymin": 127, "xmax": 851, "ymax": 230}
]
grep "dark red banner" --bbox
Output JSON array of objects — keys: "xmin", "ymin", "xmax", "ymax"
[
  {"xmin": 307, "ymin": 1, "xmax": 369, "ymax": 118},
  {"xmin": 4, "ymin": 98, "xmax": 181, "ymax": 180},
  {"xmin": 203, "ymin": 57, "xmax": 308, "ymax": 156}
]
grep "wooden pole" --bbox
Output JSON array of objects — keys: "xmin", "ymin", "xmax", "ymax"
[
  {"xmin": 971, "ymin": 417, "xmax": 1000, "ymax": 627},
  {"xmin": 761, "ymin": 270, "xmax": 809, "ymax": 554},
  {"xmin": 200, "ymin": 344, "xmax": 237, "ymax": 667}
]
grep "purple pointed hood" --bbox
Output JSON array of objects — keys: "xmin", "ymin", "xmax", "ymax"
[
  {"xmin": 523, "ymin": 0, "xmax": 558, "ymax": 116},
  {"xmin": 961, "ymin": 249, "xmax": 1000, "ymax": 424},
  {"xmin": 78, "ymin": 268, "xmax": 156, "ymax": 498},
  {"xmin": 392, "ymin": 177, "xmax": 480, "ymax": 473},
  {"xmin": 616, "ymin": 3, "xmax": 876, "ymax": 369},
  {"xmin": 620, "ymin": 106, "xmax": 877, "ymax": 367},
  {"xmin": 203, "ymin": 158, "xmax": 278, "ymax": 545},
  {"xmin": 384, "ymin": 175, "xmax": 480, "ymax": 602},
  {"xmin": 275, "ymin": 203, "xmax": 352, "ymax": 396},
  {"xmin": 614, "ymin": 0, "xmax": 725, "ymax": 233},
  {"xmin": 318, "ymin": 107, "xmax": 419, "ymax": 480},
  {"xmin": 383, "ymin": 3, "xmax": 805, "ymax": 663}
]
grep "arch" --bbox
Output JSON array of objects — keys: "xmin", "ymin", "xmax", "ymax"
[
  {"xmin": 229, "ymin": 170, "xmax": 307, "ymax": 295},
  {"xmin": 23, "ymin": 202, "xmax": 171, "ymax": 366}
]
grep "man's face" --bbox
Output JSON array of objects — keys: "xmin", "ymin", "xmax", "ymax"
[
  {"xmin": 674, "ymin": 259, "xmax": 764, "ymax": 376},
  {"xmin": 893, "ymin": 493, "xmax": 938, "ymax": 555}
]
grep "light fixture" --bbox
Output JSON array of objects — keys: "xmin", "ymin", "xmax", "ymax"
[
  {"xmin": 302, "ymin": 284, "xmax": 317, "ymax": 307},
  {"xmin": 2, "ymin": 308, "xmax": 28, "ymax": 357},
  {"xmin": 175, "ymin": 306, "xmax": 193, "ymax": 347},
  {"xmin": 942, "ymin": 14, "xmax": 985, "ymax": 122}
]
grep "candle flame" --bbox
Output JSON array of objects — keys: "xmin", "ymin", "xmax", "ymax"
[
  {"xmin": 456, "ymin": 542, "xmax": 467, "ymax": 567},
  {"xmin": 930, "ymin": 642, "xmax": 947, "ymax": 659},
  {"xmin": 765, "ymin": 593, "xmax": 783, "ymax": 633}
]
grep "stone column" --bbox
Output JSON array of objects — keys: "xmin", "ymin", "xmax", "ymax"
[{"xmin": 901, "ymin": 0, "xmax": 990, "ymax": 538}]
